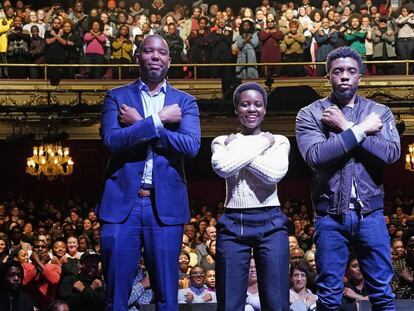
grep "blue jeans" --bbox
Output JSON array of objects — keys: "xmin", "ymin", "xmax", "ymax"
[
  {"xmin": 216, "ymin": 206, "xmax": 289, "ymax": 311},
  {"xmin": 315, "ymin": 209, "xmax": 395, "ymax": 311}
]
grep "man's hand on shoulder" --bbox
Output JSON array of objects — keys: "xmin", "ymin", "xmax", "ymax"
[
  {"xmin": 119, "ymin": 104, "xmax": 142, "ymax": 126},
  {"xmin": 158, "ymin": 104, "xmax": 182, "ymax": 124},
  {"xmin": 321, "ymin": 106, "xmax": 353, "ymax": 131},
  {"xmin": 358, "ymin": 112, "xmax": 382, "ymax": 135}
]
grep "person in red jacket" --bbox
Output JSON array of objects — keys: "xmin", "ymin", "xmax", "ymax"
[{"xmin": 22, "ymin": 237, "xmax": 61, "ymax": 310}]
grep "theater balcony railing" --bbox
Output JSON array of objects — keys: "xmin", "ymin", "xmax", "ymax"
[{"xmin": 0, "ymin": 60, "xmax": 413, "ymax": 139}]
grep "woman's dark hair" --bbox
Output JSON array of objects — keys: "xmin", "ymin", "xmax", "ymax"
[
  {"xmin": 309, "ymin": 9, "xmax": 323, "ymax": 22},
  {"xmin": 290, "ymin": 259, "xmax": 310, "ymax": 280},
  {"xmin": 198, "ymin": 16, "xmax": 208, "ymax": 25},
  {"xmin": 47, "ymin": 300, "xmax": 70, "ymax": 311},
  {"xmin": 325, "ymin": 46, "xmax": 363, "ymax": 73},
  {"xmin": 347, "ymin": 13, "xmax": 362, "ymax": 27},
  {"xmin": 179, "ymin": 251, "xmax": 190, "ymax": 261},
  {"xmin": 88, "ymin": 17, "xmax": 104, "ymax": 32},
  {"xmin": 239, "ymin": 18, "xmax": 256, "ymax": 35},
  {"xmin": 233, "ymin": 82, "xmax": 268, "ymax": 108}
]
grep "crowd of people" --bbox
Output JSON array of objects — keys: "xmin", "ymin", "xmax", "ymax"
[
  {"xmin": 0, "ymin": 192, "xmax": 413, "ymax": 310},
  {"xmin": 0, "ymin": 0, "xmax": 413, "ymax": 81}
]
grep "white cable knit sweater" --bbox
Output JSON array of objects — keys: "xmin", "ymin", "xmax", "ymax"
[{"xmin": 211, "ymin": 133, "xmax": 290, "ymax": 208}]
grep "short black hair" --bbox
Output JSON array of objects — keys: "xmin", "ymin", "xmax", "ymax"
[
  {"xmin": 233, "ymin": 82, "xmax": 268, "ymax": 107},
  {"xmin": 325, "ymin": 46, "xmax": 363, "ymax": 73}
]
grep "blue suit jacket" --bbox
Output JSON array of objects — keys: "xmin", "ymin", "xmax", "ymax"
[{"xmin": 98, "ymin": 80, "xmax": 201, "ymax": 225}]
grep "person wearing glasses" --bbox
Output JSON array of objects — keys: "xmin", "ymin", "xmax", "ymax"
[
  {"xmin": 178, "ymin": 266, "xmax": 217, "ymax": 304},
  {"xmin": 22, "ymin": 237, "xmax": 61, "ymax": 310}
]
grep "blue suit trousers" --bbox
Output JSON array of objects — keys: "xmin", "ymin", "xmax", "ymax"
[{"xmin": 100, "ymin": 196, "xmax": 183, "ymax": 311}]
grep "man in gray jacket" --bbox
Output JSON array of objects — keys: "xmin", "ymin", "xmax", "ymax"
[{"xmin": 296, "ymin": 46, "xmax": 400, "ymax": 311}]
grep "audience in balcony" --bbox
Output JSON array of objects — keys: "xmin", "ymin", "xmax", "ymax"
[{"xmin": 0, "ymin": 0, "xmax": 413, "ymax": 79}]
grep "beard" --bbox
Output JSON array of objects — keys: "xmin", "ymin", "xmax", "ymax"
[
  {"xmin": 332, "ymin": 84, "xmax": 358, "ymax": 102},
  {"xmin": 142, "ymin": 66, "xmax": 168, "ymax": 83}
]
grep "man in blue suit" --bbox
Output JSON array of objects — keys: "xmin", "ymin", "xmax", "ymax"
[{"xmin": 98, "ymin": 35, "xmax": 201, "ymax": 311}]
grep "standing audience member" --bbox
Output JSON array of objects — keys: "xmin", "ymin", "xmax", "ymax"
[
  {"xmin": 372, "ymin": 16, "xmax": 397, "ymax": 75},
  {"xmin": 395, "ymin": 5, "xmax": 414, "ymax": 74},
  {"xmin": 258, "ymin": 14, "xmax": 284, "ymax": 77},
  {"xmin": 62, "ymin": 19, "xmax": 82, "ymax": 79},
  {"xmin": 44, "ymin": 17, "xmax": 67, "ymax": 85},
  {"xmin": 162, "ymin": 22, "xmax": 184, "ymax": 78},
  {"xmin": 29, "ymin": 25, "xmax": 45, "ymax": 79},
  {"xmin": 6, "ymin": 16, "xmax": 30, "ymax": 78},
  {"xmin": 283, "ymin": 20, "xmax": 306, "ymax": 77},
  {"xmin": 188, "ymin": 16, "xmax": 211, "ymax": 78},
  {"xmin": 235, "ymin": 19, "xmax": 259, "ymax": 79},
  {"xmin": 111, "ymin": 24, "xmax": 133, "ymax": 79},
  {"xmin": 0, "ymin": 6, "xmax": 14, "ymax": 78},
  {"xmin": 84, "ymin": 19, "xmax": 106, "ymax": 79},
  {"xmin": 210, "ymin": 18, "xmax": 233, "ymax": 78},
  {"xmin": 314, "ymin": 17, "xmax": 338, "ymax": 76}
]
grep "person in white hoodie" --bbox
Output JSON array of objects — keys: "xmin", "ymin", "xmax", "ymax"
[{"xmin": 211, "ymin": 82, "xmax": 290, "ymax": 311}]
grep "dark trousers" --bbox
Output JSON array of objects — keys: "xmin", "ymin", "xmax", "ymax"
[
  {"xmin": 85, "ymin": 53, "xmax": 105, "ymax": 79},
  {"xmin": 216, "ymin": 206, "xmax": 290, "ymax": 311},
  {"xmin": 396, "ymin": 37, "xmax": 414, "ymax": 74},
  {"xmin": 283, "ymin": 53, "xmax": 306, "ymax": 77},
  {"xmin": 315, "ymin": 209, "xmax": 395, "ymax": 311},
  {"xmin": 100, "ymin": 196, "xmax": 183, "ymax": 311}
]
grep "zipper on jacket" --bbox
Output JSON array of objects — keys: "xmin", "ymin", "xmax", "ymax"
[{"xmin": 240, "ymin": 212, "xmax": 244, "ymax": 236}]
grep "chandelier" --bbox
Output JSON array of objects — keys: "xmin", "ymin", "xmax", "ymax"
[
  {"xmin": 405, "ymin": 143, "xmax": 414, "ymax": 172},
  {"xmin": 26, "ymin": 143, "xmax": 74, "ymax": 180}
]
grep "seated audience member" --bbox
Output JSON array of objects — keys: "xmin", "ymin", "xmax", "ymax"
[
  {"xmin": 290, "ymin": 247, "xmax": 305, "ymax": 263},
  {"xmin": 181, "ymin": 234, "xmax": 197, "ymax": 268},
  {"xmin": 0, "ymin": 260, "xmax": 34, "ymax": 310},
  {"xmin": 200, "ymin": 240, "xmax": 216, "ymax": 272},
  {"xmin": 0, "ymin": 236, "xmax": 9, "ymax": 263},
  {"xmin": 289, "ymin": 235, "xmax": 300, "ymax": 252},
  {"xmin": 392, "ymin": 236, "xmax": 414, "ymax": 298},
  {"xmin": 23, "ymin": 238, "xmax": 61, "ymax": 310},
  {"xmin": 179, "ymin": 252, "xmax": 191, "ymax": 289},
  {"xmin": 78, "ymin": 235, "xmax": 91, "ymax": 253},
  {"xmin": 91, "ymin": 229, "xmax": 101, "ymax": 254},
  {"xmin": 12, "ymin": 247, "xmax": 29, "ymax": 264},
  {"xmin": 196, "ymin": 225, "xmax": 216, "ymax": 263},
  {"xmin": 246, "ymin": 257, "xmax": 260, "ymax": 311},
  {"xmin": 304, "ymin": 249, "xmax": 317, "ymax": 293},
  {"xmin": 66, "ymin": 236, "xmax": 83, "ymax": 260},
  {"xmin": 340, "ymin": 256, "xmax": 369, "ymax": 311},
  {"xmin": 128, "ymin": 267, "xmax": 153, "ymax": 311},
  {"xmin": 46, "ymin": 300, "xmax": 70, "ymax": 311},
  {"xmin": 59, "ymin": 249, "xmax": 104, "ymax": 311},
  {"xmin": 205, "ymin": 269, "xmax": 215, "ymax": 292},
  {"xmin": 178, "ymin": 266, "xmax": 217, "ymax": 303},
  {"xmin": 289, "ymin": 259, "xmax": 317, "ymax": 311}
]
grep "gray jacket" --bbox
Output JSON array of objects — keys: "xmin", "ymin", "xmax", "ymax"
[{"xmin": 295, "ymin": 95, "xmax": 400, "ymax": 215}]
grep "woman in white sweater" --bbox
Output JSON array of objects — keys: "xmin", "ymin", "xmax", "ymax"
[{"xmin": 211, "ymin": 82, "xmax": 290, "ymax": 311}]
